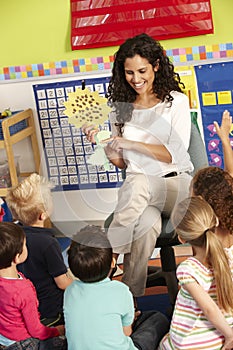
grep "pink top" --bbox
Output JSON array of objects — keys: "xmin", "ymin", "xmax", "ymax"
[{"xmin": 0, "ymin": 272, "xmax": 59, "ymax": 341}]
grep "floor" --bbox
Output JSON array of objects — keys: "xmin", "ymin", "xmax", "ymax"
[{"xmin": 113, "ymin": 244, "xmax": 193, "ymax": 296}]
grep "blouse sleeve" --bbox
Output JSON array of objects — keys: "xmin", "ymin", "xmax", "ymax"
[{"xmin": 164, "ymin": 93, "xmax": 192, "ymax": 165}]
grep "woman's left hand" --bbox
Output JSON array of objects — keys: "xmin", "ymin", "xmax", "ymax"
[{"xmin": 102, "ymin": 136, "xmax": 134, "ymax": 152}]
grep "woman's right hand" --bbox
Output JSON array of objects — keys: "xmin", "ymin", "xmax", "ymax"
[
  {"xmin": 56, "ymin": 324, "xmax": 65, "ymax": 336},
  {"xmin": 81, "ymin": 124, "xmax": 99, "ymax": 143}
]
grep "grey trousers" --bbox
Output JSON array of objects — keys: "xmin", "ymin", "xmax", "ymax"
[
  {"xmin": 0, "ymin": 337, "xmax": 67, "ymax": 350},
  {"xmin": 108, "ymin": 173, "xmax": 192, "ymax": 296}
]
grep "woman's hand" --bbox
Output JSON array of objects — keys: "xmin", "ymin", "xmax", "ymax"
[
  {"xmin": 102, "ymin": 136, "xmax": 134, "ymax": 152},
  {"xmin": 104, "ymin": 142, "xmax": 126, "ymax": 169},
  {"xmin": 81, "ymin": 124, "xmax": 99, "ymax": 143}
]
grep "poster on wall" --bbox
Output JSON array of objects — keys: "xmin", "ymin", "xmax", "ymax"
[
  {"xmin": 195, "ymin": 62, "xmax": 233, "ymax": 169},
  {"xmin": 33, "ymin": 77, "xmax": 124, "ymax": 192}
]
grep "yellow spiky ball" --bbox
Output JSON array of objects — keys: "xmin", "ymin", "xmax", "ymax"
[{"xmin": 64, "ymin": 88, "xmax": 111, "ymax": 128}]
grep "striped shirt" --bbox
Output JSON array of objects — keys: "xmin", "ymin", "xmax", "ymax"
[{"xmin": 159, "ymin": 255, "xmax": 233, "ymax": 349}]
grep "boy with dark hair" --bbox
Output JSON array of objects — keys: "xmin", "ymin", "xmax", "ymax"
[
  {"xmin": 64, "ymin": 225, "xmax": 169, "ymax": 350},
  {"xmin": 0, "ymin": 222, "xmax": 66, "ymax": 349},
  {"xmin": 6, "ymin": 173, "xmax": 72, "ymax": 326}
]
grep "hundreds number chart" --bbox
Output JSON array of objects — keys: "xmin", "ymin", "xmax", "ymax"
[{"xmin": 33, "ymin": 77, "xmax": 123, "ymax": 191}]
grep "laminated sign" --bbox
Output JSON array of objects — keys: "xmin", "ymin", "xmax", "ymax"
[{"xmin": 71, "ymin": 0, "xmax": 214, "ymax": 50}]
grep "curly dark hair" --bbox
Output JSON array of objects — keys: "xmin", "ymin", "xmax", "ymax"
[
  {"xmin": 107, "ymin": 33, "xmax": 184, "ymax": 126},
  {"xmin": 192, "ymin": 166, "xmax": 233, "ymax": 234}
]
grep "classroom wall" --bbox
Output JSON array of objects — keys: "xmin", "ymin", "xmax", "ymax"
[
  {"xmin": 0, "ymin": 0, "xmax": 232, "ymax": 235},
  {"xmin": 0, "ymin": 0, "xmax": 233, "ymax": 67}
]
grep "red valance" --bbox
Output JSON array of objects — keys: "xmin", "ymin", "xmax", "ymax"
[{"xmin": 71, "ymin": 0, "xmax": 214, "ymax": 50}]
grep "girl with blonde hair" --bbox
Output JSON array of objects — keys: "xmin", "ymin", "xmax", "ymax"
[{"xmin": 159, "ymin": 196, "xmax": 233, "ymax": 350}]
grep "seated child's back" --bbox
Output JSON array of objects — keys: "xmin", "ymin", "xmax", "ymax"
[
  {"xmin": 64, "ymin": 225, "xmax": 169, "ymax": 350},
  {"xmin": 0, "ymin": 222, "xmax": 66, "ymax": 349},
  {"xmin": 6, "ymin": 173, "xmax": 72, "ymax": 324}
]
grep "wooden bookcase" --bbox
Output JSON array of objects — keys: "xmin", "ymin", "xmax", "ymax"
[{"xmin": 0, "ymin": 109, "xmax": 40, "ymax": 197}]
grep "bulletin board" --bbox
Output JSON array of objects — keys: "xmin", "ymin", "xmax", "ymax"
[
  {"xmin": 195, "ymin": 61, "xmax": 233, "ymax": 169},
  {"xmin": 33, "ymin": 77, "xmax": 124, "ymax": 191}
]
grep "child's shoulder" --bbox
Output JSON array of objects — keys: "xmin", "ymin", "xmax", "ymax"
[
  {"xmin": 23, "ymin": 225, "xmax": 58, "ymax": 240},
  {"xmin": 0, "ymin": 273, "xmax": 36, "ymax": 297},
  {"xmin": 110, "ymin": 279, "xmax": 131, "ymax": 292}
]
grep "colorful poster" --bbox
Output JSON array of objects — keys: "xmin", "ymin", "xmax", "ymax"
[{"xmin": 195, "ymin": 62, "xmax": 233, "ymax": 169}]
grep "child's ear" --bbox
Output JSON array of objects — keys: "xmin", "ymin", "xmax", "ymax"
[
  {"xmin": 13, "ymin": 253, "xmax": 21, "ymax": 265},
  {"xmin": 111, "ymin": 257, "xmax": 116, "ymax": 269},
  {"xmin": 39, "ymin": 211, "xmax": 47, "ymax": 222}
]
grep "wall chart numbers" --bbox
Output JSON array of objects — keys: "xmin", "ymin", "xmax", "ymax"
[{"xmin": 33, "ymin": 77, "xmax": 123, "ymax": 191}]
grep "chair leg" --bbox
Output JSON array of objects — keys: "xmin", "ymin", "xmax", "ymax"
[{"xmin": 160, "ymin": 246, "xmax": 178, "ymax": 308}]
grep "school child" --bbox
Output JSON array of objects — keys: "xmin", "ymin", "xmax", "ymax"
[
  {"xmin": 214, "ymin": 109, "xmax": 233, "ymax": 177},
  {"xmin": 0, "ymin": 222, "xmax": 66, "ymax": 349},
  {"xmin": 6, "ymin": 173, "xmax": 72, "ymax": 326},
  {"xmin": 192, "ymin": 166, "xmax": 233, "ymax": 239},
  {"xmin": 159, "ymin": 197, "xmax": 233, "ymax": 350},
  {"xmin": 64, "ymin": 225, "xmax": 169, "ymax": 350}
]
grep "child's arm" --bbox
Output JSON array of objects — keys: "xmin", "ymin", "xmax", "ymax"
[
  {"xmin": 123, "ymin": 325, "xmax": 132, "ymax": 336},
  {"xmin": 22, "ymin": 284, "xmax": 61, "ymax": 340},
  {"xmin": 214, "ymin": 110, "xmax": 233, "ymax": 177},
  {"xmin": 184, "ymin": 281, "xmax": 233, "ymax": 344},
  {"xmin": 54, "ymin": 273, "xmax": 73, "ymax": 290}
]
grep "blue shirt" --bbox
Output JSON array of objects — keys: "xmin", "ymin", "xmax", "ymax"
[{"xmin": 64, "ymin": 277, "xmax": 137, "ymax": 350}]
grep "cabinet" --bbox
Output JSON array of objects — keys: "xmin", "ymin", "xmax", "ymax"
[{"xmin": 0, "ymin": 109, "xmax": 40, "ymax": 197}]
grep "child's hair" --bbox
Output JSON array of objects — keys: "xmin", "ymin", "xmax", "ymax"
[
  {"xmin": 0, "ymin": 222, "xmax": 25, "ymax": 269},
  {"xmin": 6, "ymin": 173, "xmax": 53, "ymax": 226},
  {"xmin": 172, "ymin": 196, "xmax": 233, "ymax": 313},
  {"xmin": 192, "ymin": 166, "xmax": 233, "ymax": 234},
  {"xmin": 68, "ymin": 225, "xmax": 113, "ymax": 283}
]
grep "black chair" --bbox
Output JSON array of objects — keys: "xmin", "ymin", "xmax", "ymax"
[
  {"xmin": 104, "ymin": 121, "xmax": 208, "ymax": 311},
  {"xmin": 146, "ymin": 122, "xmax": 208, "ymax": 310}
]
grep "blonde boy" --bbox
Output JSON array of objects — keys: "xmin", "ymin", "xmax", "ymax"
[{"xmin": 6, "ymin": 173, "xmax": 72, "ymax": 326}]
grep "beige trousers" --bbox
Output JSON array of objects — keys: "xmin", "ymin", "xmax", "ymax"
[{"xmin": 107, "ymin": 172, "xmax": 192, "ymax": 296}]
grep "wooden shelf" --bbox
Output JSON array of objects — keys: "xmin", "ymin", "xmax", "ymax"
[{"xmin": 0, "ymin": 109, "xmax": 40, "ymax": 197}]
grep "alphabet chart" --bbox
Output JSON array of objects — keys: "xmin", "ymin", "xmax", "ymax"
[{"xmin": 33, "ymin": 77, "xmax": 123, "ymax": 191}]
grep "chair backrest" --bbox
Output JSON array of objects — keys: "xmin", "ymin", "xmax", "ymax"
[{"xmin": 188, "ymin": 122, "xmax": 209, "ymax": 175}]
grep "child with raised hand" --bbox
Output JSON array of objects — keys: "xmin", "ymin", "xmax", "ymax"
[
  {"xmin": 192, "ymin": 166, "xmax": 233, "ymax": 244},
  {"xmin": 5, "ymin": 173, "xmax": 72, "ymax": 327},
  {"xmin": 0, "ymin": 222, "xmax": 66, "ymax": 349},
  {"xmin": 64, "ymin": 225, "xmax": 169, "ymax": 350},
  {"xmin": 214, "ymin": 109, "xmax": 233, "ymax": 177},
  {"xmin": 159, "ymin": 197, "xmax": 233, "ymax": 350}
]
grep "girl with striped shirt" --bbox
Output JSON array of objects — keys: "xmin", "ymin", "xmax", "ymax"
[{"xmin": 159, "ymin": 196, "xmax": 233, "ymax": 350}]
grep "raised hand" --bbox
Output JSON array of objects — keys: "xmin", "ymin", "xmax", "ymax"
[{"xmin": 214, "ymin": 110, "xmax": 232, "ymax": 143}]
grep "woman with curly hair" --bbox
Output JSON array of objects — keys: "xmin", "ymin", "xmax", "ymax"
[
  {"xmin": 192, "ymin": 166, "xmax": 233, "ymax": 244},
  {"xmin": 84, "ymin": 33, "xmax": 193, "ymax": 298}
]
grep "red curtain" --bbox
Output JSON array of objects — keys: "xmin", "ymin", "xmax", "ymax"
[{"xmin": 71, "ymin": 0, "xmax": 214, "ymax": 50}]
